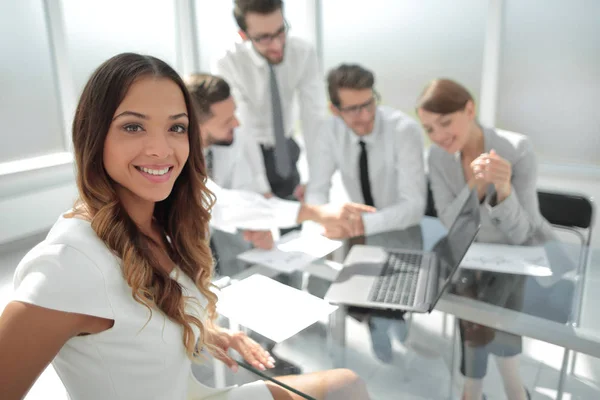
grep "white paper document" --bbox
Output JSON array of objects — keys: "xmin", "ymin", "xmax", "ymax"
[
  {"xmin": 236, "ymin": 231, "xmax": 342, "ymax": 273},
  {"xmin": 461, "ymin": 243, "xmax": 552, "ymax": 276},
  {"xmin": 216, "ymin": 274, "xmax": 338, "ymax": 342}
]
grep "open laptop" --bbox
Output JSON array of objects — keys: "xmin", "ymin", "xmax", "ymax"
[{"xmin": 325, "ymin": 188, "xmax": 481, "ymax": 313}]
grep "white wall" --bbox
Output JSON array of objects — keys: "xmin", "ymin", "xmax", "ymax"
[
  {"xmin": 0, "ymin": 0, "xmax": 65, "ymax": 163},
  {"xmin": 1, "ymin": 0, "xmax": 184, "ymax": 245},
  {"xmin": 496, "ymin": 0, "xmax": 600, "ymax": 166},
  {"xmin": 61, "ymin": 0, "xmax": 180, "ymax": 96},
  {"xmin": 322, "ymin": 0, "xmax": 487, "ymax": 117}
]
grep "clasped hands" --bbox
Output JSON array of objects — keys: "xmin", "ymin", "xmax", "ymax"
[
  {"xmin": 469, "ymin": 149, "xmax": 512, "ymax": 203},
  {"xmin": 317, "ymin": 202, "xmax": 376, "ymax": 239}
]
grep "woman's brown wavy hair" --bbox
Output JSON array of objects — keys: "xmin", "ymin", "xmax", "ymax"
[{"xmin": 70, "ymin": 53, "xmax": 218, "ymax": 359}]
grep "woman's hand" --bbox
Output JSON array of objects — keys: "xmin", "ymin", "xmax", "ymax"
[
  {"xmin": 210, "ymin": 329, "xmax": 275, "ymax": 372},
  {"xmin": 471, "ymin": 149, "xmax": 512, "ymax": 202}
]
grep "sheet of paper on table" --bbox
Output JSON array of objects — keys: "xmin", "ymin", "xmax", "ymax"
[
  {"xmin": 461, "ymin": 243, "xmax": 552, "ymax": 276},
  {"xmin": 236, "ymin": 230, "xmax": 342, "ymax": 274},
  {"xmin": 216, "ymin": 274, "xmax": 338, "ymax": 343}
]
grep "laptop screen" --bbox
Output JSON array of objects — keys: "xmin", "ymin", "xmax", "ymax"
[{"xmin": 429, "ymin": 189, "xmax": 481, "ymax": 310}]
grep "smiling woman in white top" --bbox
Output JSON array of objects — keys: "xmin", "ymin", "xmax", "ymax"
[{"xmin": 0, "ymin": 53, "xmax": 369, "ymax": 400}]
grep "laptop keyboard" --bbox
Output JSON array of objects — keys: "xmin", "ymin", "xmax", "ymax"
[{"xmin": 369, "ymin": 251, "xmax": 422, "ymax": 305}]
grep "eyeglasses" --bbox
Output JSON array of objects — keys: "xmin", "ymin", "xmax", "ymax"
[
  {"xmin": 247, "ymin": 21, "xmax": 290, "ymax": 46},
  {"xmin": 337, "ymin": 91, "xmax": 380, "ymax": 117}
]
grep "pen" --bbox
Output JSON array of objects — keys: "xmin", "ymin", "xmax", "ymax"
[{"xmin": 235, "ymin": 360, "xmax": 317, "ymax": 400}]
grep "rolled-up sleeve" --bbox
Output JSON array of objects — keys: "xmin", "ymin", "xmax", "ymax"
[{"xmin": 305, "ymin": 122, "xmax": 337, "ymax": 205}]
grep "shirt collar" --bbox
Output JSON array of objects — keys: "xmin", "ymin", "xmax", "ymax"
[
  {"xmin": 246, "ymin": 40, "xmax": 269, "ymax": 68},
  {"xmin": 348, "ymin": 106, "xmax": 383, "ymax": 146}
]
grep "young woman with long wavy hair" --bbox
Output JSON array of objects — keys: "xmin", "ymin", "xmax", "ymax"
[{"xmin": 0, "ymin": 53, "xmax": 370, "ymax": 400}]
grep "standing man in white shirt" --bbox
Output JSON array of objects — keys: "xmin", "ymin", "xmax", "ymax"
[
  {"xmin": 306, "ymin": 64, "xmax": 427, "ymax": 238},
  {"xmin": 214, "ymin": 0, "xmax": 326, "ymax": 203},
  {"xmin": 305, "ymin": 64, "xmax": 427, "ymax": 363}
]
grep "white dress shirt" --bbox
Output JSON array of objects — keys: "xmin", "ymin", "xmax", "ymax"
[
  {"xmin": 207, "ymin": 179, "xmax": 301, "ymax": 233},
  {"xmin": 213, "ymin": 37, "xmax": 327, "ymax": 184},
  {"xmin": 206, "ymin": 128, "xmax": 270, "ymax": 194},
  {"xmin": 204, "ymin": 131, "xmax": 299, "ymax": 232},
  {"xmin": 305, "ymin": 106, "xmax": 426, "ymax": 235}
]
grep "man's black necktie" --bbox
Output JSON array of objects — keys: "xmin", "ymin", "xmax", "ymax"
[{"xmin": 358, "ymin": 140, "xmax": 375, "ymax": 207}]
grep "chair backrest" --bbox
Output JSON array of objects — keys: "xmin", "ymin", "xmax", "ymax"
[
  {"xmin": 426, "ymin": 184, "xmax": 594, "ymax": 236},
  {"xmin": 537, "ymin": 190, "xmax": 594, "ymax": 327},
  {"xmin": 537, "ymin": 190, "xmax": 594, "ymax": 230}
]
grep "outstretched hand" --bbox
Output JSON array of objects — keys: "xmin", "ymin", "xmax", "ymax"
[{"xmin": 210, "ymin": 329, "xmax": 275, "ymax": 372}]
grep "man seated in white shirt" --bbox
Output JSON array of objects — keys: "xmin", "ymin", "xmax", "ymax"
[
  {"xmin": 214, "ymin": 0, "xmax": 327, "ymax": 204},
  {"xmin": 186, "ymin": 72, "xmax": 374, "ymax": 375},
  {"xmin": 185, "ymin": 73, "xmax": 270, "ymax": 276},
  {"xmin": 305, "ymin": 64, "xmax": 427, "ymax": 363}
]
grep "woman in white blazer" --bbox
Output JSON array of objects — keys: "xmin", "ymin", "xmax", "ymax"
[{"xmin": 0, "ymin": 53, "xmax": 370, "ymax": 400}]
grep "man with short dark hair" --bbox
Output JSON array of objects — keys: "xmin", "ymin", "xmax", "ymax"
[
  {"xmin": 306, "ymin": 64, "xmax": 427, "ymax": 238},
  {"xmin": 214, "ymin": 0, "xmax": 326, "ymax": 203},
  {"xmin": 186, "ymin": 70, "xmax": 336, "ymax": 376},
  {"xmin": 186, "ymin": 73, "xmax": 237, "ymax": 145},
  {"xmin": 186, "ymin": 73, "xmax": 262, "ymax": 193},
  {"xmin": 186, "ymin": 73, "xmax": 270, "ymax": 276},
  {"xmin": 306, "ymin": 64, "xmax": 427, "ymax": 363}
]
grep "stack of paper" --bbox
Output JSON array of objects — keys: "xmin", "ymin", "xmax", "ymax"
[
  {"xmin": 236, "ymin": 231, "xmax": 342, "ymax": 273},
  {"xmin": 461, "ymin": 243, "xmax": 552, "ymax": 276},
  {"xmin": 216, "ymin": 274, "xmax": 338, "ymax": 342}
]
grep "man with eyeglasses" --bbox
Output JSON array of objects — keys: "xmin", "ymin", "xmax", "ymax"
[
  {"xmin": 306, "ymin": 63, "xmax": 427, "ymax": 363},
  {"xmin": 306, "ymin": 64, "xmax": 426, "ymax": 239},
  {"xmin": 213, "ymin": 0, "xmax": 326, "ymax": 207}
]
